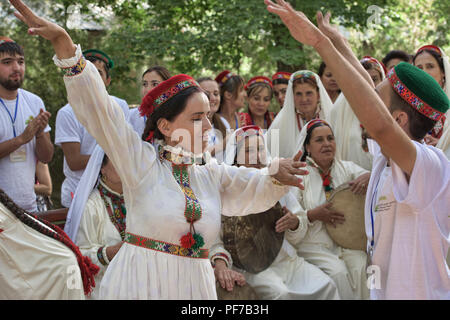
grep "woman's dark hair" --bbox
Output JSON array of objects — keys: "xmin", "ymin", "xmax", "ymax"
[
  {"xmin": 246, "ymin": 83, "xmax": 274, "ymax": 127},
  {"xmin": 0, "ymin": 189, "xmax": 99, "ymax": 295},
  {"xmin": 218, "ymin": 75, "xmax": 245, "ymax": 113},
  {"xmin": 0, "ymin": 42, "xmax": 24, "ymax": 57},
  {"xmin": 142, "ymin": 86, "xmax": 204, "ymax": 141},
  {"xmin": 301, "ymin": 122, "xmax": 333, "ymax": 161},
  {"xmin": 318, "ymin": 61, "xmax": 327, "ymax": 77},
  {"xmin": 293, "ymin": 76, "xmax": 319, "ymax": 93},
  {"xmin": 412, "ymin": 49, "xmax": 445, "ymax": 74},
  {"xmin": 382, "ymin": 50, "xmax": 410, "ymax": 67},
  {"xmin": 143, "ymin": 65, "xmax": 171, "ymax": 81},
  {"xmin": 101, "ymin": 153, "xmax": 109, "ymax": 168},
  {"xmin": 361, "ymin": 60, "xmax": 383, "ymax": 79}
]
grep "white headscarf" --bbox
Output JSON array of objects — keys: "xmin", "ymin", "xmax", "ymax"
[
  {"xmin": 432, "ymin": 47, "xmax": 450, "ymax": 155},
  {"xmin": 293, "ymin": 119, "xmax": 335, "ymax": 160},
  {"xmin": 64, "ymin": 144, "xmax": 105, "ymax": 241},
  {"xmin": 266, "ymin": 70, "xmax": 333, "ymax": 159},
  {"xmin": 330, "ymin": 56, "xmax": 386, "ymax": 170},
  {"xmin": 223, "ymin": 125, "xmax": 269, "ymax": 166}
]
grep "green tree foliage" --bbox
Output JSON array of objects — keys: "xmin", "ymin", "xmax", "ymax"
[{"xmin": 0, "ymin": 0, "xmax": 447, "ymax": 207}]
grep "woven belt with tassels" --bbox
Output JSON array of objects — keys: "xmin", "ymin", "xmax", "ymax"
[{"xmin": 124, "ymin": 232, "xmax": 209, "ymax": 259}]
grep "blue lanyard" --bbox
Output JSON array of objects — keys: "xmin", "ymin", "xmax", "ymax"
[
  {"xmin": 369, "ymin": 165, "xmax": 385, "ymax": 251},
  {"xmin": 0, "ymin": 94, "xmax": 19, "ymax": 137},
  {"xmin": 235, "ymin": 114, "xmax": 239, "ymax": 129}
]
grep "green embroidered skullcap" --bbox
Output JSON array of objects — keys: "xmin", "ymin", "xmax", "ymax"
[
  {"xmin": 82, "ymin": 49, "xmax": 114, "ymax": 69},
  {"xmin": 387, "ymin": 62, "xmax": 449, "ymax": 121}
]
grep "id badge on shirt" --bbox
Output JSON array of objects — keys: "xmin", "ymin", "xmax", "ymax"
[{"xmin": 10, "ymin": 145, "xmax": 27, "ymax": 162}]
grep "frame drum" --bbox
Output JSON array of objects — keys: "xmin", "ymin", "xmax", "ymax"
[{"xmin": 325, "ymin": 183, "xmax": 367, "ymax": 251}]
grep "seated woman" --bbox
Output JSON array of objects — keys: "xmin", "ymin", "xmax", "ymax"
[
  {"xmin": 65, "ymin": 145, "xmax": 125, "ymax": 299},
  {"xmin": 330, "ymin": 56, "xmax": 386, "ymax": 171},
  {"xmin": 266, "ymin": 70, "xmax": 333, "ymax": 158},
  {"xmin": 242, "ymin": 76, "xmax": 275, "ymax": 130},
  {"xmin": 0, "ymin": 188, "xmax": 98, "ymax": 299},
  {"xmin": 293, "ymin": 119, "xmax": 371, "ymax": 299},
  {"xmin": 210, "ymin": 125, "xmax": 339, "ymax": 300},
  {"xmin": 35, "ymin": 161, "xmax": 53, "ymax": 212}
]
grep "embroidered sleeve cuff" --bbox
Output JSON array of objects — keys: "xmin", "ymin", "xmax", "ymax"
[
  {"xmin": 53, "ymin": 44, "xmax": 86, "ymax": 76},
  {"xmin": 211, "ymin": 253, "xmax": 231, "ymax": 268}
]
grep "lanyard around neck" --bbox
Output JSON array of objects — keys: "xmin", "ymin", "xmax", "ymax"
[
  {"xmin": 0, "ymin": 93, "xmax": 19, "ymax": 137},
  {"xmin": 369, "ymin": 165, "xmax": 385, "ymax": 251}
]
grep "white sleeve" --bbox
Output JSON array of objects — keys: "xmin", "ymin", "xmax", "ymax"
[
  {"xmin": 209, "ymin": 162, "xmax": 289, "ymax": 216},
  {"xmin": 343, "ymin": 160, "xmax": 370, "ymax": 180},
  {"xmin": 53, "ymin": 45, "xmax": 156, "ymax": 189},
  {"xmin": 391, "ymin": 142, "xmax": 450, "ymax": 211},
  {"xmin": 209, "ymin": 230, "xmax": 233, "ymax": 268},
  {"xmin": 279, "ymin": 187, "xmax": 309, "ymax": 246},
  {"xmin": 75, "ymin": 196, "xmax": 108, "ymax": 273},
  {"xmin": 54, "ymin": 107, "xmax": 81, "ymax": 146}
]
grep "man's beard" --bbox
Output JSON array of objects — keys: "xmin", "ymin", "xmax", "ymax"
[{"xmin": 0, "ymin": 74, "xmax": 24, "ymax": 91}]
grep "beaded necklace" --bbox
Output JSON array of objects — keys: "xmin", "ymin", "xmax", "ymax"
[{"xmin": 158, "ymin": 145, "xmax": 205, "ymax": 251}]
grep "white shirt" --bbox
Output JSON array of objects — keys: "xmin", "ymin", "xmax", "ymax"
[
  {"xmin": 128, "ymin": 107, "xmax": 146, "ymax": 137},
  {"xmin": 55, "ymin": 96, "xmax": 130, "ymax": 207},
  {"xmin": 366, "ymin": 141, "xmax": 450, "ymax": 300},
  {"xmin": 0, "ymin": 89, "xmax": 51, "ymax": 212}
]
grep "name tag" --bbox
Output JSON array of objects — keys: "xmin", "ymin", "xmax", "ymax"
[{"xmin": 10, "ymin": 145, "xmax": 27, "ymax": 162}]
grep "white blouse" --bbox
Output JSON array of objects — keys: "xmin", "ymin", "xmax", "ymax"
[{"xmin": 53, "ymin": 45, "xmax": 288, "ymax": 299}]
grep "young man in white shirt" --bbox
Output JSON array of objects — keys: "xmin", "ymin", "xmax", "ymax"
[
  {"xmin": 0, "ymin": 37, "xmax": 53, "ymax": 212},
  {"xmin": 266, "ymin": 0, "xmax": 449, "ymax": 299},
  {"xmin": 55, "ymin": 49, "xmax": 130, "ymax": 208}
]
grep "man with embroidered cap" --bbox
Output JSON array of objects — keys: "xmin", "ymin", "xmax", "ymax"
[
  {"xmin": 266, "ymin": 0, "xmax": 449, "ymax": 299},
  {"xmin": 55, "ymin": 48, "xmax": 130, "ymax": 208},
  {"xmin": 272, "ymin": 71, "xmax": 291, "ymax": 109},
  {"xmin": 0, "ymin": 36, "xmax": 54, "ymax": 212}
]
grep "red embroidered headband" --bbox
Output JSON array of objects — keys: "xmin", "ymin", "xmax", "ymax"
[
  {"xmin": 387, "ymin": 67, "xmax": 444, "ymax": 121},
  {"xmin": 215, "ymin": 70, "xmax": 237, "ymax": 86},
  {"xmin": 245, "ymin": 76, "xmax": 273, "ymax": 90},
  {"xmin": 416, "ymin": 45, "xmax": 442, "ymax": 56},
  {"xmin": 292, "ymin": 70, "xmax": 316, "ymax": 81},
  {"xmin": 306, "ymin": 119, "xmax": 330, "ymax": 131},
  {"xmin": 272, "ymin": 72, "xmax": 292, "ymax": 81},
  {"xmin": 0, "ymin": 37, "xmax": 15, "ymax": 46},
  {"xmin": 139, "ymin": 74, "xmax": 200, "ymax": 141},
  {"xmin": 361, "ymin": 56, "xmax": 387, "ymax": 76}
]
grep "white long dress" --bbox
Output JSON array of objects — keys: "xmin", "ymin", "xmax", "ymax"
[
  {"xmin": 294, "ymin": 157, "xmax": 370, "ymax": 300},
  {"xmin": 330, "ymin": 94, "xmax": 373, "ymax": 171},
  {"xmin": 75, "ymin": 181, "xmax": 124, "ymax": 300},
  {"xmin": 0, "ymin": 202, "xmax": 84, "ymax": 299},
  {"xmin": 210, "ymin": 188, "xmax": 340, "ymax": 300},
  {"xmin": 54, "ymin": 46, "xmax": 289, "ymax": 300}
]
